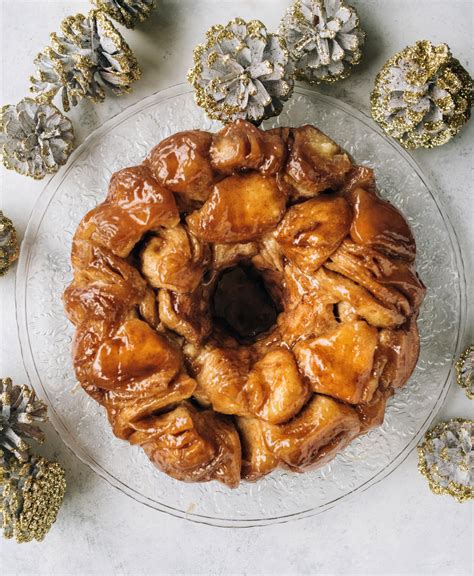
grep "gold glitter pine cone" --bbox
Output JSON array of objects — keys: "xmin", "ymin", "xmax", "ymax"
[
  {"xmin": 279, "ymin": 0, "xmax": 365, "ymax": 84},
  {"xmin": 0, "ymin": 212, "xmax": 19, "ymax": 276},
  {"xmin": 418, "ymin": 418, "xmax": 473, "ymax": 503},
  {"xmin": 371, "ymin": 40, "xmax": 473, "ymax": 149},
  {"xmin": 0, "ymin": 377, "xmax": 48, "ymax": 462},
  {"xmin": 188, "ymin": 18, "xmax": 294, "ymax": 124},
  {"xmin": 1, "ymin": 454, "xmax": 66, "ymax": 542},
  {"xmin": 455, "ymin": 345, "xmax": 474, "ymax": 400},
  {"xmin": 1, "ymin": 98, "xmax": 75, "ymax": 180},
  {"xmin": 30, "ymin": 11, "xmax": 141, "ymax": 112}
]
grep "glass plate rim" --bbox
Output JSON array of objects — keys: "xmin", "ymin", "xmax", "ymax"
[{"xmin": 15, "ymin": 82, "xmax": 467, "ymax": 527}]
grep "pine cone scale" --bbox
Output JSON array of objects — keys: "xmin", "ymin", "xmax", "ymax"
[{"xmin": 92, "ymin": 0, "xmax": 155, "ymax": 29}]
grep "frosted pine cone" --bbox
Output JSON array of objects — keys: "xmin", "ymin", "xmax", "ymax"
[
  {"xmin": 0, "ymin": 212, "xmax": 19, "ymax": 277},
  {"xmin": 30, "ymin": 11, "xmax": 140, "ymax": 112},
  {"xmin": 418, "ymin": 419, "xmax": 473, "ymax": 503},
  {"xmin": 0, "ymin": 98, "xmax": 74, "ymax": 179},
  {"xmin": 456, "ymin": 345, "xmax": 474, "ymax": 400},
  {"xmin": 371, "ymin": 41, "xmax": 473, "ymax": 149},
  {"xmin": 92, "ymin": 0, "xmax": 155, "ymax": 29},
  {"xmin": 188, "ymin": 18, "xmax": 294, "ymax": 124},
  {"xmin": 279, "ymin": 0, "xmax": 365, "ymax": 83},
  {"xmin": 1, "ymin": 454, "xmax": 66, "ymax": 542},
  {"xmin": 0, "ymin": 378, "xmax": 47, "ymax": 462}
]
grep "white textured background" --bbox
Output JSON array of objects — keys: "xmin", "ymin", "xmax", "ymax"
[{"xmin": 0, "ymin": 1, "xmax": 473, "ymax": 575}]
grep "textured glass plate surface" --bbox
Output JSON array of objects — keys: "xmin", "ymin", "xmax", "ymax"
[{"xmin": 16, "ymin": 84, "xmax": 466, "ymax": 527}]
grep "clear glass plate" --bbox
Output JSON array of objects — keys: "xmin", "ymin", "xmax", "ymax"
[{"xmin": 16, "ymin": 84, "xmax": 466, "ymax": 527}]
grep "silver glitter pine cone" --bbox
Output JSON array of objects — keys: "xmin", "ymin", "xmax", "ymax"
[
  {"xmin": 0, "ymin": 212, "xmax": 19, "ymax": 277},
  {"xmin": 279, "ymin": 0, "xmax": 365, "ymax": 84},
  {"xmin": 418, "ymin": 419, "xmax": 473, "ymax": 503},
  {"xmin": 188, "ymin": 18, "xmax": 294, "ymax": 124},
  {"xmin": 455, "ymin": 345, "xmax": 474, "ymax": 400},
  {"xmin": 371, "ymin": 40, "xmax": 473, "ymax": 149},
  {"xmin": 0, "ymin": 98, "xmax": 74, "ymax": 180},
  {"xmin": 92, "ymin": 0, "xmax": 155, "ymax": 29},
  {"xmin": 30, "ymin": 11, "xmax": 141, "ymax": 112},
  {"xmin": 0, "ymin": 378, "xmax": 47, "ymax": 462},
  {"xmin": 1, "ymin": 454, "xmax": 66, "ymax": 542}
]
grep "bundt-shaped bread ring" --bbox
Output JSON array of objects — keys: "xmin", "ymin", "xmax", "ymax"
[{"xmin": 64, "ymin": 120, "xmax": 425, "ymax": 488}]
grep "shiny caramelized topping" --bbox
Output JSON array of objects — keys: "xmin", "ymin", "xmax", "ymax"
[
  {"xmin": 283, "ymin": 125, "xmax": 353, "ymax": 199},
  {"xmin": 64, "ymin": 120, "xmax": 425, "ymax": 487},
  {"xmin": 186, "ymin": 172, "xmax": 286, "ymax": 243},
  {"xmin": 130, "ymin": 403, "xmax": 241, "ymax": 487},
  {"xmin": 245, "ymin": 349, "xmax": 310, "ymax": 424},
  {"xmin": 294, "ymin": 321, "xmax": 379, "ymax": 405},
  {"xmin": 74, "ymin": 165, "xmax": 179, "ymax": 258},
  {"xmin": 210, "ymin": 120, "xmax": 287, "ymax": 175},
  {"xmin": 261, "ymin": 395, "xmax": 361, "ymax": 470},
  {"xmin": 275, "ymin": 195, "xmax": 352, "ymax": 273},
  {"xmin": 140, "ymin": 225, "xmax": 208, "ymax": 293},
  {"xmin": 146, "ymin": 131, "xmax": 215, "ymax": 202},
  {"xmin": 348, "ymin": 187, "xmax": 416, "ymax": 260},
  {"xmin": 92, "ymin": 318, "xmax": 181, "ymax": 389}
]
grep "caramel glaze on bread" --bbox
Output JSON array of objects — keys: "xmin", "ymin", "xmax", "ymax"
[{"xmin": 64, "ymin": 120, "xmax": 425, "ymax": 488}]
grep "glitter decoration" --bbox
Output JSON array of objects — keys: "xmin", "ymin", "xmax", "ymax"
[
  {"xmin": 279, "ymin": 0, "xmax": 365, "ymax": 84},
  {"xmin": 0, "ymin": 98, "xmax": 74, "ymax": 179},
  {"xmin": 0, "ymin": 378, "xmax": 48, "ymax": 462},
  {"xmin": 455, "ymin": 345, "xmax": 474, "ymax": 400},
  {"xmin": 30, "ymin": 11, "xmax": 141, "ymax": 112},
  {"xmin": 0, "ymin": 211, "xmax": 19, "ymax": 276},
  {"xmin": 188, "ymin": 18, "xmax": 294, "ymax": 124},
  {"xmin": 1, "ymin": 454, "xmax": 66, "ymax": 543},
  {"xmin": 418, "ymin": 419, "xmax": 473, "ymax": 503},
  {"xmin": 92, "ymin": 0, "xmax": 156, "ymax": 29},
  {"xmin": 371, "ymin": 40, "xmax": 473, "ymax": 149}
]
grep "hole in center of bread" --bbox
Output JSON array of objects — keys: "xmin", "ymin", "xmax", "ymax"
[{"xmin": 212, "ymin": 264, "xmax": 278, "ymax": 342}]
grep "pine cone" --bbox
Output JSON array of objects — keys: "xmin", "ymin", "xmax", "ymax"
[
  {"xmin": 188, "ymin": 18, "xmax": 294, "ymax": 124},
  {"xmin": 0, "ymin": 212, "xmax": 19, "ymax": 277},
  {"xmin": 371, "ymin": 40, "xmax": 473, "ymax": 149},
  {"xmin": 1, "ymin": 454, "xmax": 66, "ymax": 542},
  {"xmin": 418, "ymin": 419, "xmax": 473, "ymax": 503},
  {"xmin": 0, "ymin": 98, "xmax": 74, "ymax": 179},
  {"xmin": 30, "ymin": 11, "xmax": 141, "ymax": 112},
  {"xmin": 279, "ymin": 0, "xmax": 365, "ymax": 83},
  {"xmin": 456, "ymin": 345, "xmax": 474, "ymax": 400},
  {"xmin": 0, "ymin": 378, "xmax": 47, "ymax": 462},
  {"xmin": 92, "ymin": 0, "xmax": 155, "ymax": 29}
]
